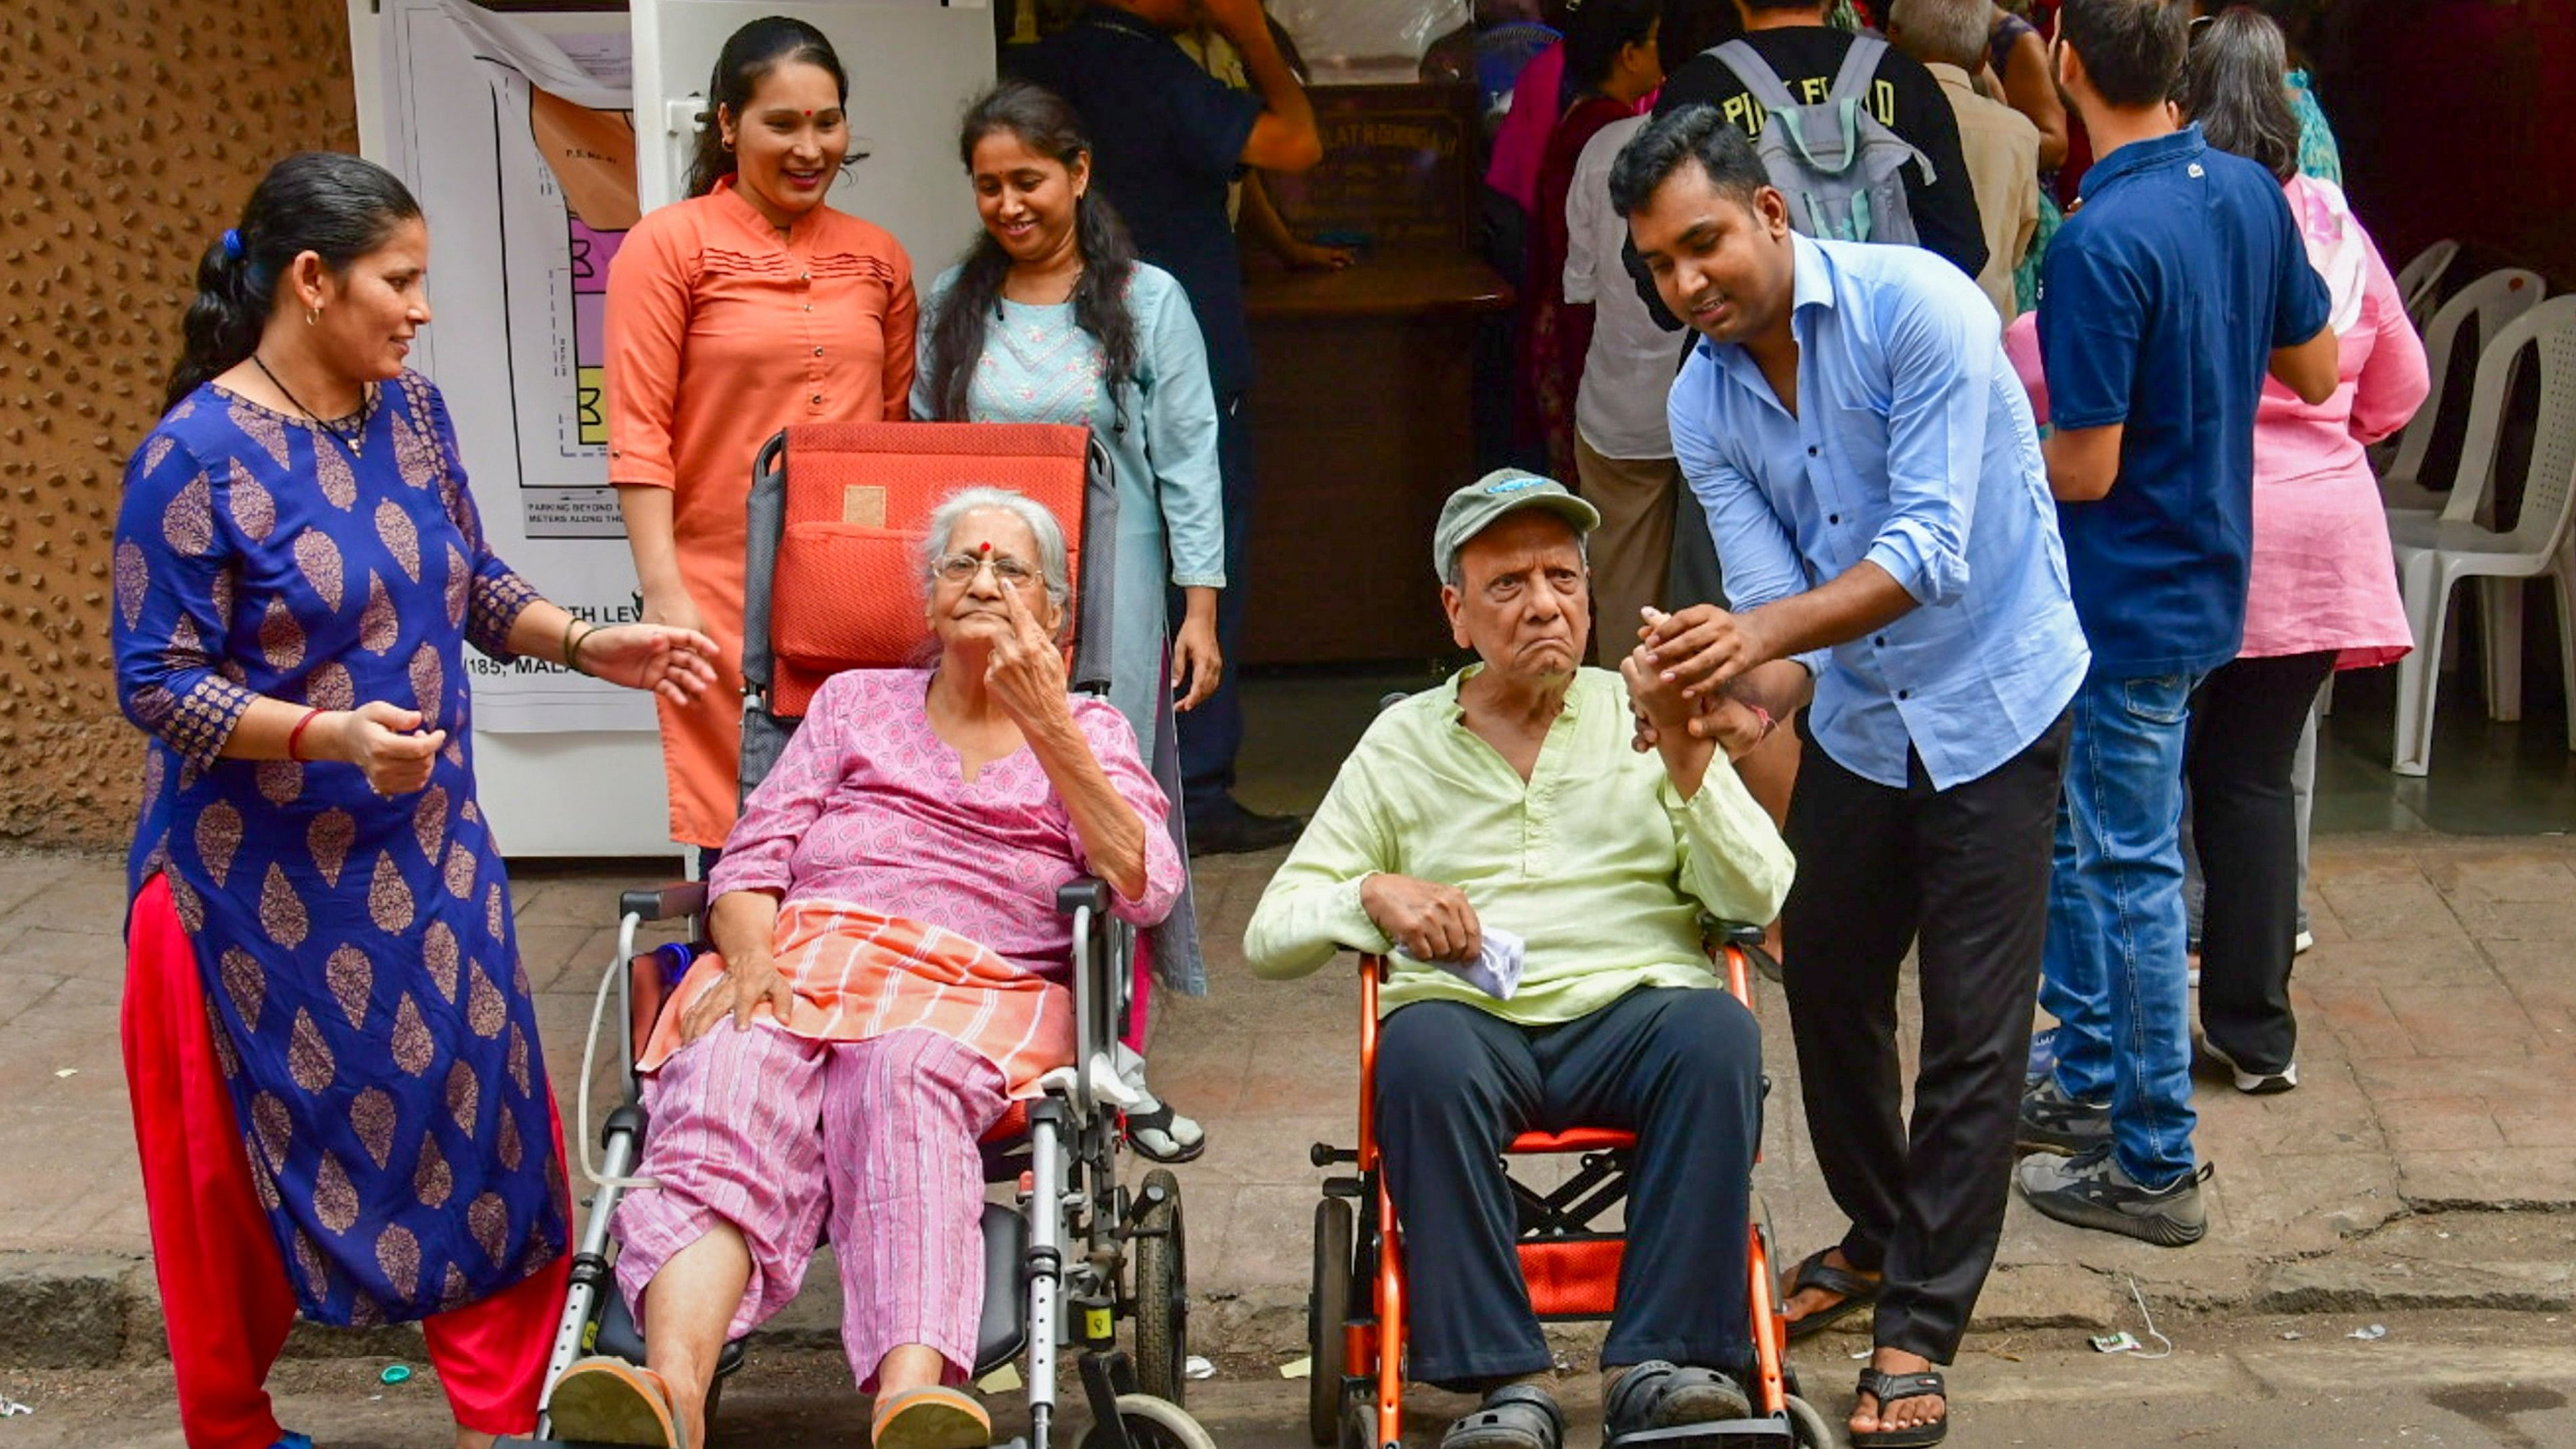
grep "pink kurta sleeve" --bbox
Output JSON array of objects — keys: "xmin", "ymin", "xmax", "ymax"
[
  {"xmin": 603, "ymin": 206, "xmax": 696, "ymax": 490},
  {"xmin": 2346, "ymin": 232, "xmax": 2431, "ymax": 448},
  {"xmin": 708, "ymin": 672, "xmax": 856, "ymax": 898},
  {"xmin": 1067, "ymin": 699, "xmax": 1183, "ymax": 929}
]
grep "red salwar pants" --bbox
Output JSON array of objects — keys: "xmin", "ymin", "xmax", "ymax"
[{"xmin": 120, "ymin": 873, "xmax": 571, "ymax": 1449}]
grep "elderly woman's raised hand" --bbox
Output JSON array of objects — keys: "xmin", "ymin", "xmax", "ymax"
[
  {"xmin": 580, "ymin": 623, "xmax": 723, "ymax": 704},
  {"xmin": 984, "ymin": 574, "xmax": 1076, "ymax": 737}
]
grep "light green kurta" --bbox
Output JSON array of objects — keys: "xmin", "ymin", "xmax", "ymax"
[{"xmin": 1244, "ymin": 667, "xmax": 1797, "ymax": 1024}]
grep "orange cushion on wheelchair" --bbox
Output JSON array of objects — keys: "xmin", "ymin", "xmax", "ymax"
[
  {"xmin": 1509, "ymin": 1127, "xmax": 1637, "ymax": 1154},
  {"xmin": 768, "ymin": 421, "xmax": 1093, "ymax": 716},
  {"xmin": 1518, "ymin": 1237, "xmax": 1624, "ymax": 1318}
]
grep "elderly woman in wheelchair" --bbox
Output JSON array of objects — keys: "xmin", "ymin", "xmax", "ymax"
[{"xmin": 546, "ymin": 488, "xmax": 1183, "ymax": 1449}]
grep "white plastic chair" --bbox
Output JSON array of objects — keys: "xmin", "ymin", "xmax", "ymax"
[
  {"xmin": 2387, "ymin": 294, "xmax": 2576, "ymax": 776},
  {"xmin": 2375, "ymin": 268, "xmax": 2546, "ymax": 513},
  {"xmin": 2393, "ymin": 239, "xmax": 2460, "ymax": 332}
]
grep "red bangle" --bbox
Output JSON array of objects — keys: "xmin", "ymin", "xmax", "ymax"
[{"xmin": 286, "ymin": 708, "xmax": 327, "ymax": 762}]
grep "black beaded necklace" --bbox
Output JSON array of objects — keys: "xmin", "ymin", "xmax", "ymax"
[{"xmin": 252, "ymin": 354, "xmax": 372, "ymax": 459}]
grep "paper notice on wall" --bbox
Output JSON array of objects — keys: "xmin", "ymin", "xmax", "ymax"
[{"xmin": 376, "ymin": 0, "xmax": 652, "ymax": 731}]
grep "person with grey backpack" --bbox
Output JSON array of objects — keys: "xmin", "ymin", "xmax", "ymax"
[{"xmin": 1647, "ymin": 0, "xmax": 1987, "ymax": 280}]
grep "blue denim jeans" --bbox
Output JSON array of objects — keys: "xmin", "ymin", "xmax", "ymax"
[{"xmin": 2040, "ymin": 666, "xmax": 2203, "ymax": 1189}]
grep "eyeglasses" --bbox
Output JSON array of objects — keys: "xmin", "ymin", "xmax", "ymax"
[{"xmin": 933, "ymin": 551, "xmax": 1038, "ymax": 585}]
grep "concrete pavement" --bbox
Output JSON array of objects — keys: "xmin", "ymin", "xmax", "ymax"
[{"xmin": 3, "ymin": 834, "xmax": 2574, "ymax": 1376}]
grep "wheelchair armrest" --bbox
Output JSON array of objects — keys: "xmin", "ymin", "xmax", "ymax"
[
  {"xmin": 620, "ymin": 882, "xmax": 709, "ymax": 923},
  {"xmin": 1055, "ymin": 879, "xmax": 1111, "ymax": 917},
  {"xmin": 1701, "ymin": 916, "xmax": 1768, "ymax": 950}
]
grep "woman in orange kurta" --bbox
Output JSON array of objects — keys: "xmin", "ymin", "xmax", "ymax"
[{"xmin": 607, "ymin": 17, "xmax": 917, "ymax": 855}]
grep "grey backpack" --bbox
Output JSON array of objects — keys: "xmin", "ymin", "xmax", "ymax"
[{"xmin": 1709, "ymin": 35, "xmax": 1933, "ymax": 246}]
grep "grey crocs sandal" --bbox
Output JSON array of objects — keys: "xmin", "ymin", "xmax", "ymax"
[
  {"xmin": 1605, "ymin": 1360, "xmax": 1753, "ymax": 1438},
  {"xmin": 1441, "ymin": 1383, "xmax": 1565, "ymax": 1449}
]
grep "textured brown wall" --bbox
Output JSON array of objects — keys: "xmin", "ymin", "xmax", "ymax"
[{"xmin": 0, "ymin": 0, "xmax": 356, "ymax": 849}]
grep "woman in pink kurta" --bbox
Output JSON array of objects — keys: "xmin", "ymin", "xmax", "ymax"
[{"xmin": 545, "ymin": 490, "xmax": 1181, "ymax": 1449}]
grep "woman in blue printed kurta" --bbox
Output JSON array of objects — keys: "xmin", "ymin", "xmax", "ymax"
[
  {"xmin": 914, "ymin": 81, "xmax": 1224, "ymax": 1162},
  {"xmin": 112, "ymin": 153, "xmax": 718, "ymax": 1449}
]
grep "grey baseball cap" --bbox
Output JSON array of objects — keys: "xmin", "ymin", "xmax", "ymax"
[{"xmin": 1432, "ymin": 469, "xmax": 1601, "ymax": 583}]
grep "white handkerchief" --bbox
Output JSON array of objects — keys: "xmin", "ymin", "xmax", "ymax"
[{"xmin": 1401, "ymin": 925, "xmax": 1526, "ymax": 1002}]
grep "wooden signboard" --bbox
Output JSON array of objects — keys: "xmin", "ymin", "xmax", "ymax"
[{"xmin": 1261, "ymin": 83, "xmax": 1477, "ymax": 254}]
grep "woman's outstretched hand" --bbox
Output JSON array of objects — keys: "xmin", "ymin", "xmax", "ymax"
[{"xmin": 579, "ymin": 623, "xmax": 722, "ymax": 704}]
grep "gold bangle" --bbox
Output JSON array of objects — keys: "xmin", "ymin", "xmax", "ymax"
[{"xmin": 567, "ymin": 621, "xmax": 597, "ymax": 676}]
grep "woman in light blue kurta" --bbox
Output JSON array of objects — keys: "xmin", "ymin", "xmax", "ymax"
[
  {"xmin": 915, "ymin": 79, "xmax": 1224, "ymax": 1160},
  {"xmin": 913, "ymin": 87, "xmax": 1226, "ymax": 769}
]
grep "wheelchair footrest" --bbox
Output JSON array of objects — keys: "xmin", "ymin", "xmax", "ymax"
[{"xmin": 1607, "ymin": 1417, "xmax": 1797, "ymax": 1449}]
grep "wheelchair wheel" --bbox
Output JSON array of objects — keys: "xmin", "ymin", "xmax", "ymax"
[
  {"xmin": 1785, "ymin": 1393, "xmax": 1837, "ymax": 1447},
  {"xmin": 1340, "ymin": 1396, "xmax": 1381, "ymax": 1449},
  {"xmin": 1076, "ymin": 1392, "xmax": 1218, "ymax": 1449},
  {"xmin": 1308, "ymin": 1197, "xmax": 1355, "ymax": 1445},
  {"xmin": 1132, "ymin": 1168, "xmax": 1188, "ymax": 1406}
]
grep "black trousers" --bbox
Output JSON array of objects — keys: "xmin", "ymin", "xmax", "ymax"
[
  {"xmin": 1172, "ymin": 392, "xmax": 1254, "ymax": 806},
  {"xmin": 1780, "ymin": 712, "xmax": 2069, "ymax": 1364},
  {"xmin": 2187, "ymin": 651, "xmax": 2334, "ymax": 1074},
  {"xmin": 1375, "ymin": 989, "xmax": 1762, "ymax": 1386}
]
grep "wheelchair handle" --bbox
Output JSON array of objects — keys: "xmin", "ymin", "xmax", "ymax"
[
  {"xmin": 1055, "ymin": 879, "xmax": 1111, "ymax": 916},
  {"xmin": 620, "ymin": 882, "xmax": 710, "ymax": 923}
]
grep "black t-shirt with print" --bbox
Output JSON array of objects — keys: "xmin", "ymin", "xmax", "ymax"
[{"xmin": 1656, "ymin": 26, "xmax": 1988, "ymax": 278}]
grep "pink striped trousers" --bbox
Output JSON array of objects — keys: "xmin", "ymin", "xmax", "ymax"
[{"xmin": 613, "ymin": 1024, "xmax": 1009, "ymax": 1389}]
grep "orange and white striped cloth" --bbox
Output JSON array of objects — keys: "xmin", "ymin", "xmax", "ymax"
[{"xmin": 635, "ymin": 898, "xmax": 1074, "ymax": 1099}]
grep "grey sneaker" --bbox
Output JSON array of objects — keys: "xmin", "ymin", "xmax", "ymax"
[
  {"xmin": 2200, "ymin": 1037, "xmax": 2298, "ymax": 1095},
  {"xmin": 2017, "ymin": 1076, "xmax": 2111, "ymax": 1155},
  {"xmin": 2017, "ymin": 1145, "xmax": 2210, "ymax": 1247}
]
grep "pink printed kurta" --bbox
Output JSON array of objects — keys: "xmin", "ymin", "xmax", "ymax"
[{"xmin": 704, "ymin": 668, "xmax": 1182, "ymax": 986}]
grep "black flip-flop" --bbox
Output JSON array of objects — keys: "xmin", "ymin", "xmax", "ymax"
[
  {"xmin": 1441, "ymin": 1383, "xmax": 1565, "ymax": 1449},
  {"xmin": 1126, "ymin": 1102, "xmax": 1207, "ymax": 1164},
  {"xmin": 1604, "ymin": 1360, "xmax": 1752, "ymax": 1438},
  {"xmin": 1851, "ymin": 1367, "xmax": 1948, "ymax": 1448},
  {"xmin": 1782, "ymin": 1247, "xmax": 1881, "ymax": 1341}
]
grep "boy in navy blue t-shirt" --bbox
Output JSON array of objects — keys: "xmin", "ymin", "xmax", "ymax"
[{"xmin": 2013, "ymin": 0, "xmax": 2334, "ymax": 1247}]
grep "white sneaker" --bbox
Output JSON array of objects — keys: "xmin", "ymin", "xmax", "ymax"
[
  {"xmin": 2294, "ymin": 929, "xmax": 2315, "ymax": 955},
  {"xmin": 2201, "ymin": 1038, "xmax": 2297, "ymax": 1095}
]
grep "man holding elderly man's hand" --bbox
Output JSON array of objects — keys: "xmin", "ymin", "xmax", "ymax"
[{"xmin": 1612, "ymin": 102, "xmax": 2089, "ymax": 1448}]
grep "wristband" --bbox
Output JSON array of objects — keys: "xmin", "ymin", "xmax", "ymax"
[
  {"xmin": 285, "ymin": 707, "xmax": 327, "ymax": 762},
  {"xmin": 1748, "ymin": 704, "xmax": 1776, "ymax": 741},
  {"xmin": 565, "ymin": 620, "xmax": 597, "ymax": 676}
]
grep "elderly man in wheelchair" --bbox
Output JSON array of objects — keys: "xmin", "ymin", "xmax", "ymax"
[
  {"xmin": 544, "ymin": 487, "xmax": 1184, "ymax": 1449},
  {"xmin": 1245, "ymin": 472, "xmax": 1797, "ymax": 1449}
]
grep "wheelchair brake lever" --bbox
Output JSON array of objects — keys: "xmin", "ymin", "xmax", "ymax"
[{"xmin": 1113, "ymin": 1176, "xmax": 1174, "ymax": 1239}]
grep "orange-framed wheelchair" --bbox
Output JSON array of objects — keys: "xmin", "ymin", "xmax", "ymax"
[{"xmin": 1304, "ymin": 925, "xmax": 1834, "ymax": 1449}]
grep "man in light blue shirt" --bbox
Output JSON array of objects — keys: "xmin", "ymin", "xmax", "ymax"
[{"xmin": 1611, "ymin": 103, "xmax": 2086, "ymax": 1449}]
